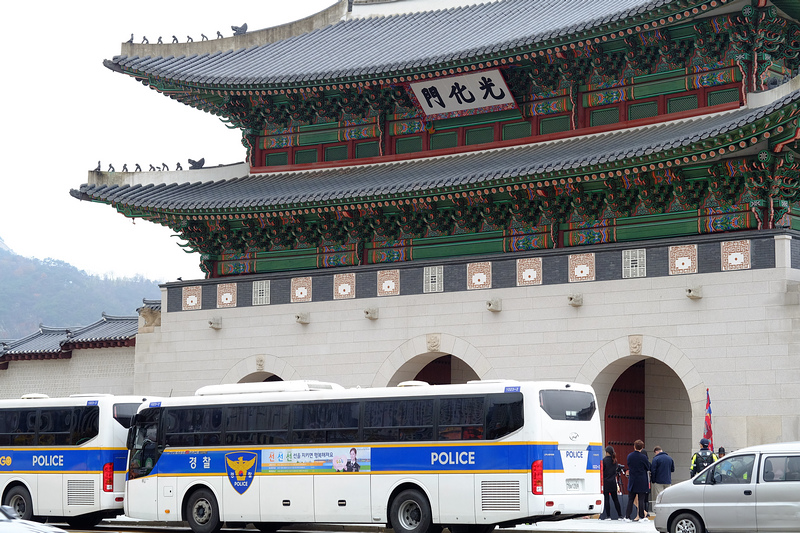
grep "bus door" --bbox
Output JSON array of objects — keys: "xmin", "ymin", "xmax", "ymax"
[
  {"xmin": 314, "ymin": 446, "xmax": 371, "ymax": 522},
  {"xmin": 126, "ymin": 407, "xmax": 160, "ymax": 520},
  {"xmin": 537, "ymin": 389, "xmax": 601, "ymax": 497}
]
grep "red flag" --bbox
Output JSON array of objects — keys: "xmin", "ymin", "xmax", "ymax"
[{"xmin": 703, "ymin": 388, "xmax": 714, "ymax": 451}]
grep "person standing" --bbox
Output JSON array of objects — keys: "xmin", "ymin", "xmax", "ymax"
[
  {"xmin": 625, "ymin": 440, "xmax": 651, "ymax": 522},
  {"xmin": 690, "ymin": 438, "xmax": 718, "ymax": 477},
  {"xmin": 601, "ymin": 446, "xmax": 623, "ymax": 520},
  {"xmin": 650, "ymin": 446, "xmax": 674, "ymax": 508},
  {"xmin": 717, "ymin": 447, "xmax": 726, "ymax": 459}
]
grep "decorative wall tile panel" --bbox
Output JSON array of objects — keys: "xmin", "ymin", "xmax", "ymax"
[
  {"xmin": 252, "ymin": 280, "xmax": 270, "ymax": 306},
  {"xmin": 291, "ymin": 277, "xmax": 313, "ymax": 303},
  {"xmin": 182, "ymin": 286, "xmax": 202, "ymax": 311},
  {"xmin": 721, "ymin": 240, "xmax": 751, "ymax": 271},
  {"xmin": 467, "ymin": 262, "xmax": 492, "ymax": 290},
  {"xmin": 216, "ymin": 283, "xmax": 237, "ymax": 308},
  {"xmin": 334, "ymin": 273, "xmax": 356, "ymax": 299},
  {"xmin": 669, "ymin": 244, "xmax": 698, "ymax": 275},
  {"xmin": 517, "ymin": 257, "xmax": 542, "ymax": 286},
  {"xmin": 423, "ymin": 266, "xmax": 444, "ymax": 293},
  {"xmin": 623, "ymin": 249, "xmax": 647, "ymax": 279},
  {"xmin": 568, "ymin": 253, "xmax": 595, "ymax": 282},
  {"xmin": 377, "ymin": 270, "xmax": 400, "ymax": 296}
]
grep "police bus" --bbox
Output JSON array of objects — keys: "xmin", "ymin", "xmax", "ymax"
[
  {"xmin": 0, "ymin": 394, "xmax": 147, "ymax": 528},
  {"xmin": 125, "ymin": 380, "xmax": 602, "ymax": 533}
]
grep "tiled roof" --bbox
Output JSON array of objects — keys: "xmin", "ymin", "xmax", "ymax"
[
  {"xmin": 72, "ymin": 89, "xmax": 800, "ymax": 212},
  {"xmin": 107, "ymin": 0, "xmax": 678, "ymax": 86},
  {"xmin": 65, "ymin": 315, "xmax": 138, "ymax": 345},
  {"xmin": 2, "ymin": 327, "xmax": 74, "ymax": 356},
  {"xmin": 1, "ymin": 315, "xmax": 138, "ymax": 358},
  {"xmin": 138, "ymin": 299, "xmax": 162, "ymax": 312}
]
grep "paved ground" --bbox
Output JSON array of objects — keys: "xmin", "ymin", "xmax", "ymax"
[{"xmin": 103, "ymin": 517, "xmax": 657, "ymax": 533}]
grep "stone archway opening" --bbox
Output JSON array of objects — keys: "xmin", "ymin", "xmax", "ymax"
[
  {"xmin": 386, "ymin": 353, "xmax": 480, "ymax": 386},
  {"xmin": 238, "ymin": 372, "xmax": 283, "ymax": 383},
  {"xmin": 412, "ymin": 354, "xmax": 480, "ymax": 385},
  {"xmin": 596, "ymin": 357, "xmax": 692, "ymax": 484}
]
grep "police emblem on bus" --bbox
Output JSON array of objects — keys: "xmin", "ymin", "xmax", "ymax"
[{"xmin": 225, "ymin": 452, "xmax": 258, "ymax": 494}]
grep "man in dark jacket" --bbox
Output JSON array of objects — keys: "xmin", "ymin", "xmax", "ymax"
[
  {"xmin": 650, "ymin": 446, "xmax": 674, "ymax": 509},
  {"xmin": 625, "ymin": 439, "xmax": 651, "ymax": 522}
]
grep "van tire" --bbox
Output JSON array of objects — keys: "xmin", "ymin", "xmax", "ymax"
[
  {"xmin": 389, "ymin": 489, "xmax": 432, "ymax": 533},
  {"xmin": 4, "ymin": 486, "xmax": 34, "ymax": 521},
  {"xmin": 186, "ymin": 488, "xmax": 222, "ymax": 533},
  {"xmin": 671, "ymin": 513, "xmax": 703, "ymax": 533}
]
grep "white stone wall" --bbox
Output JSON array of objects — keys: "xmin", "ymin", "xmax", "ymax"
[
  {"xmin": 134, "ymin": 238, "xmax": 800, "ymax": 462},
  {"xmin": 0, "ymin": 347, "xmax": 135, "ymax": 399}
]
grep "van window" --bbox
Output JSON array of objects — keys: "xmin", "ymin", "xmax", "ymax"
[
  {"xmin": 539, "ymin": 390, "xmax": 596, "ymax": 421},
  {"xmin": 712, "ymin": 454, "xmax": 755, "ymax": 484},
  {"xmin": 763, "ymin": 455, "xmax": 800, "ymax": 481}
]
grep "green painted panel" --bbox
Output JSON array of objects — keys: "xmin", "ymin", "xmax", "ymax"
[
  {"xmin": 412, "ymin": 231, "xmax": 504, "ymax": 260},
  {"xmin": 299, "ymin": 130, "xmax": 339, "ymax": 146},
  {"xmin": 502, "ymin": 121, "xmax": 532, "ymax": 141},
  {"xmin": 294, "ymin": 149, "xmax": 318, "ymax": 164},
  {"xmin": 430, "ymin": 131, "xmax": 458, "ymax": 150},
  {"xmin": 465, "ymin": 127, "xmax": 494, "ymax": 145},
  {"xmin": 668, "ymin": 95, "xmax": 698, "ymax": 114},
  {"xmin": 628, "ymin": 101, "xmax": 658, "ymax": 121},
  {"xmin": 591, "ymin": 107, "xmax": 619, "ymax": 127},
  {"xmin": 356, "ymin": 141, "xmax": 380, "ymax": 158},
  {"xmin": 395, "ymin": 136, "xmax": 423, "ymax": 154},
  {"xmin": 540, "ymin": 115, "xmax": 570, "ymax": 135},
  {"xmin": 615, "ymin": 218, "xmax": 699, "ymax": 241},
  {"xmin": 634, "ymin": 78, "xmax": 687, "ymax": 99},
  {"xmin": 707, "ymin": 88, "xmax": 739, "ymax": 107},
  {"xmin": 265, "ymin": 152, "xmax": 288, "ymax": 167},
  {"xmin": 325, "ymin": 145, "xmax": 348, "ymax": 161}
]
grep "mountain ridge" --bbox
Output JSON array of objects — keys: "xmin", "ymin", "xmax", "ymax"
[{"xmin": 0, "ymin": 246, "xmax": 161, "ymax": 340}]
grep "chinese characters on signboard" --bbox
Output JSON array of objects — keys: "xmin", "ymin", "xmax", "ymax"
[{"xmin": 408, "ymin": 69, "xmax": 517, "ymax": 121}]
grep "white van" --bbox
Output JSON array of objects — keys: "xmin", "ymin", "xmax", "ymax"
[{"xmin": 654, "ymin": 441, "xmax": 800, "ymax": 533}]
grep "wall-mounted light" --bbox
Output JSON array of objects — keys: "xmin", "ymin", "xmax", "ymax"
[
  {"xmin": 295, "ymin": 312, "xmax": 310, "ymax": 324},
  {"xmin": 567, "ymin": 294, "xmax": 583, "ymax": 307}
]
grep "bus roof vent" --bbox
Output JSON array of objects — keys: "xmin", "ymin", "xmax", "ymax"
[
  {"xmin": 397, "ymin": 380, "xmax": 430, "ymax": 387},
  {"xmin": 195, "ymin": 380, "xmax": 344, "ymax": 396},
  {"xmin": 21, "ymin": 393, "xmax": 50, "ymax": 399}
]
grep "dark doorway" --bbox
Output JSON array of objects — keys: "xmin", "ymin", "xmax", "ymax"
[
  {"xmin": 414, "ymin": 355, "xmax": 452, "ymax": 384},
  {"xmin": 604, "ymin": 360, "xmax": 645, "ymax": 493}
]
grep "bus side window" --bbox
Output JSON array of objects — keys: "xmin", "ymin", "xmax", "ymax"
[{"xmin": 486, "ymin": 393, "xmax": 524, "ymax": 440}]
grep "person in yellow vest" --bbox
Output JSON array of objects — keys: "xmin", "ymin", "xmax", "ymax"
[{"xmin": 690, "ymin": 438, "xmax": 718, "ymax": 477}]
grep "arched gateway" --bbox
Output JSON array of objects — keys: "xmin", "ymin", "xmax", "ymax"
[{"xmin": 580, "ymin": 335, "xmax": 702, "ymax": 483}]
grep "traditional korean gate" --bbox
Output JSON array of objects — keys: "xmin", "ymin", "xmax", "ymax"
[{"xmin": 603, "ymin": 360, "xmax": 645, "ymax": 494}]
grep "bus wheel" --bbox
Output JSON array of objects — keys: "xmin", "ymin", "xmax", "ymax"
[
  {"xmin": 66, "ymin": 514, "xmax": 103, "ymax": 529},
  {"xmin": 186, "ymin": 488, "xmax": 222, "ymax": 533},
  {"xmin": 390, "ymin": 489, "xmax": 432, "ymax": 533},
  {"xmin": 4, "ymin": 486, "xmax": 34, "ymax": 521}
]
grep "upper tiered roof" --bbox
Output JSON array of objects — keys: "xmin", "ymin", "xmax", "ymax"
[{"xmin": 107, "ymin": 0, "xmax": 724, "ymax": 89}]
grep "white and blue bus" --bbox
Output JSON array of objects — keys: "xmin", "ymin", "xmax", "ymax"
[
  {"xmin": 125, "ymin": 380, "xmax": 602, "ymax": 533},
  {"xmin": 0, "ymin": 394, "xmax": 147, "ymax": 528}
]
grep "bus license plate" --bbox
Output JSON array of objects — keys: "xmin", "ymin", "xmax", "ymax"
[{"xmin": 566, "ymin": 479, "xmax": 581, "ymax": 491}]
